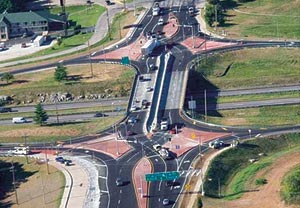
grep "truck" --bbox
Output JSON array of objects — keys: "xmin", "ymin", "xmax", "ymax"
[
  {"xmin": 33, "ymin": 35, "xmax": 46, "ymax": 47},
  {"xmin": 141, "ymin": 39, "xmax": 160, "ymax": 56},
  {"xmin": 152, "ymin": 7, "xmax": 160, "ymax": 16},
  {"xmin": 10, "ymin": 146, "xmax": 30, "ymax": 155},
  {"xmin": 160, "ymin": 119, "xmax": 168, "ymax": 131},
  {"xmin": 12, "ymin": 117, "xmax": 27, "ymax": 124}
]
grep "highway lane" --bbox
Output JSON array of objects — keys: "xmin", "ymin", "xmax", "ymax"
[
  {"xmin": 0, "ymin": 111, "xmax": 125, "ymax": 125},
  {"xmin": 186, "ymin": 85, "xmax": 300, "ymax": 97},
  {"xmin": 3, "ymin": 98, "xmax": 128, "ymax": 113}
]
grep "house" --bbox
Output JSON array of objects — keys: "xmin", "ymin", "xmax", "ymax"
[{"xmin": 0, "ymin": 11, "xmax": 65, "ymax": 41}]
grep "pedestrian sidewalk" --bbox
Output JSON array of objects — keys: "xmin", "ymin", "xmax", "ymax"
[{"xmin": 35, "ymin": 152, "xmax": 100, "ymax": 208}]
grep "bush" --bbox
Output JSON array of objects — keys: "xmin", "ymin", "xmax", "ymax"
[
  {"xmin": 255, "ymin": 178, "xmax": 268, "ymax": 185},
  {"xmin": 54, "ymin": 64, "xmax": 68, "ymax": 82},
  {"xmin": 281, "ymin": 167, "xmax": 300, "ymax": 205}
]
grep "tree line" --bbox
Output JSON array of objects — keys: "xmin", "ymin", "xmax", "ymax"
[{"xmin": 0, "ymin": 0, "xmax": 32, "ymax": 13}]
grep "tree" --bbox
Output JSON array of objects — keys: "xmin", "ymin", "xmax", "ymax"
[
  {"xmin": 0, "ymin": 72, "xmax": 14, "ymax": 84},
  {"xmin": 207, "ymin": 0, "xmax": 219, "ymax": 5},
  {"xmin": 204, "ymin": 3, "xmax": 224, "ymax": 27},
  {"xmin": 33, "ymin": 103, "xmax": 48, "ymax": 126},
  {"xmin": 54, "ymin": 64, "xmax": 68, "ymax": 82},
  {"xmin": 197, "ymin": 196, "xmax": 203, "ymax": 208}
]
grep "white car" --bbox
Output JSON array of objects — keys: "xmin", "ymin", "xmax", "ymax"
[
  {"xmin": 158, "ymin": 17, "xmax": 164, "ymax": 26},
  {"xmin": 130, "ymin": 105, "xmax": 137, "ymax": 112}
]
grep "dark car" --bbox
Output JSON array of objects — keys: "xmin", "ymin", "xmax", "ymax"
[
  {"xmin": 55, "ymin": 156, "xmax": 64, "ymax": 163},
  {"xmin": 105, "ymin": 0, "xmax": 113, "ymax": 5},
  {"xmin": 116, "ymin": 177, "xmax": 123, "ymax": 186},
  {"xmin": 94, "ymin": 112, "xmax": 106, "ymax": 117},
  {"xmin": 0, "ymin": 107, "xmax": 12, "ymax": 113}
]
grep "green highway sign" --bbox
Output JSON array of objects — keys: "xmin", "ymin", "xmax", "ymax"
[
  {"xmin": 145, "ymin": 171, "xmax": 179, "ymax": 182},
  {"xmin": 121, "ymin": 56, "xmax": 130, "ymax": 65}
]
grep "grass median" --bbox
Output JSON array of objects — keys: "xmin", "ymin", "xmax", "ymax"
[{"xmin": 0, "ymin": 115, "xmax": 123, "ymax": 143}]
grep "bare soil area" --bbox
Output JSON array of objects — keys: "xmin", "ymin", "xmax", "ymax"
[{"xmin": 202, "ymin": 151, "xmax": 300, "ymax": 208}]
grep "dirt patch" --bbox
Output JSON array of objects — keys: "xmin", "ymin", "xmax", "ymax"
[{"xmin": 202, "ymin": 151, "xmax": 300, "ymax": 208}]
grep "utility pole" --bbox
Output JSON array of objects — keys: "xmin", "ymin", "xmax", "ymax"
[
  {"xmin": 10, "ymin": 162, "xmax": 19, "ymax": 205},
  {"xmin": 204, "ymin": 89, "xmax": 207, "ymax": 122},
  {"xmin": 106, "ymin": 9, "xmax": 111, "ymax": 40},
  {"xmin": 87, "ymin": 40, "xmax": 94, "ymax": 77},
  {"xmin": 54, "ymin": 94, "xmax": 59, "ymax": 124},
  {"xmin": 23, "ymin": 134, "xmax": 28, "ymax": 164},
  {"xmin": 118, "ymin": 18, "xmax": 122, "ymax": 39},
  {"xmin": 44, "ymin": 143, "xmax": 49, "ymax": 174}
]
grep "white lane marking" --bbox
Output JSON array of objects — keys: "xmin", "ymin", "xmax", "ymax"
[
  {"xmin": 185, "ymin": 170, "xmax": 191, "ymax": 177},
  {"xmin": 191, "ymin": 170, "xmax": 197, "ymax": 177},
  {"xmin": 184, "ymin": 160, "xmax": 190, "ymax": 164},
  {"xmin": 91, "ymin": 51, "xmax": 96, "ymax": 56},
  {"xmin": 158, "ymin": 181, "xmax": 162, "ymax": 191},
  {"xmin": 118, "ymin": 200, "xmax": 121, "ymax": 204},
  {"xmin": 101, "ymin": 190, "xmax": 108, "ymax": 193},
  {"xmin": 120, "ymin": 190, "xmax": 122, "ymax": 194},
  {"xmin": 180, "ymin": 171, "xmax": 185, "ymax": 176},
  {"xmin": 98, "ymin": 176, "xmax": 107, "ymax": 179},
  {"xmin": 196, "ymin": 170, "xmax": 202, "ymax": 177}
]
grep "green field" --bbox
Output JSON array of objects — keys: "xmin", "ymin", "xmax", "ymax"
[
  {"xmin": 203, "ymin": 133, "xmax": 300, "ymax": 199},
  {"xmin": 214, "ymin": 0, "xmax": 300, "ymax": 40},
  {"xmin": 195, "ymin": 48, "xmax": 300, "ymax": 90},
  {"xmin": 0, "ymin": 115, "xmax": 123, "ymax": 143},
  {"xmin": 50, "ymin": 5, "xmax": 105, "ymax": 28},
  {"xmin": 203, "ymin": 105, "xmax": 300, "ymax": 127}
]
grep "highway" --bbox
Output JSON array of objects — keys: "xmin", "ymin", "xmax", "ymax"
[{"xmin": 1, "ymin": 1, "xmax": 300, "ymax": 208}]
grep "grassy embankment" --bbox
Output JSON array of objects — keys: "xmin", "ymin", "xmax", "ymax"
[
  {"xmin": 0, "ymin": 64, "xmax": 134, "ymax": 143},
  {"xmin": 206, "ymin": 0, "xmax": 300, "ymax": 40},
  {"xmin": 187, "ymin": 48, "xmax": 300, "ymax": 126},
  {"xmin": 281, "ymin": 165, "xmax": 300, "ymax": 205},
  {"xmin": 203, "ymin": 133, "xmax": 300, "ymax": 200},
  {"xmin": 0, "ymin": 157, "xmax": 65, "ymax": 207}
]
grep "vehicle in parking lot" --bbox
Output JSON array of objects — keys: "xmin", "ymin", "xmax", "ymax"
[
  {"xmin": 162, "ymin": 198, "xmax": 169, "ymax": 205},
  {"xmin": 146, "ymin": 87, "xmax": 153, "ymax": 92},
  {"xmin": 116, "ymin": 177, "xmax": 123, "ymax": 186},
  {"xmin": 158, "ymin": 148, "xmax": 170, "ymax": 159},
  {"xmin": 55, "ymin": 156, "xmax": 65, "ymax": 163},
  {"xmin": 149, "ymin": 64, "xmax": 156, "ymax": 70}
]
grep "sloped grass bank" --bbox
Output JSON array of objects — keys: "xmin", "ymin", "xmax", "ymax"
[{"xmin": 203, "ymin": 133, "xmax": 300, "ymax": 199}]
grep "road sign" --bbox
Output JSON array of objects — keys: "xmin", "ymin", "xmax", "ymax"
[
  {"xmin": 121, "ymin": 56, "xmax": 130, "ymax": 65},
  {"xmin": 145, "ymin": 171, "xmax": 179, "ymax": 182},
  {"xmin": 188, "ymin": 100, "xmax": 196, "ymax": 109}
]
